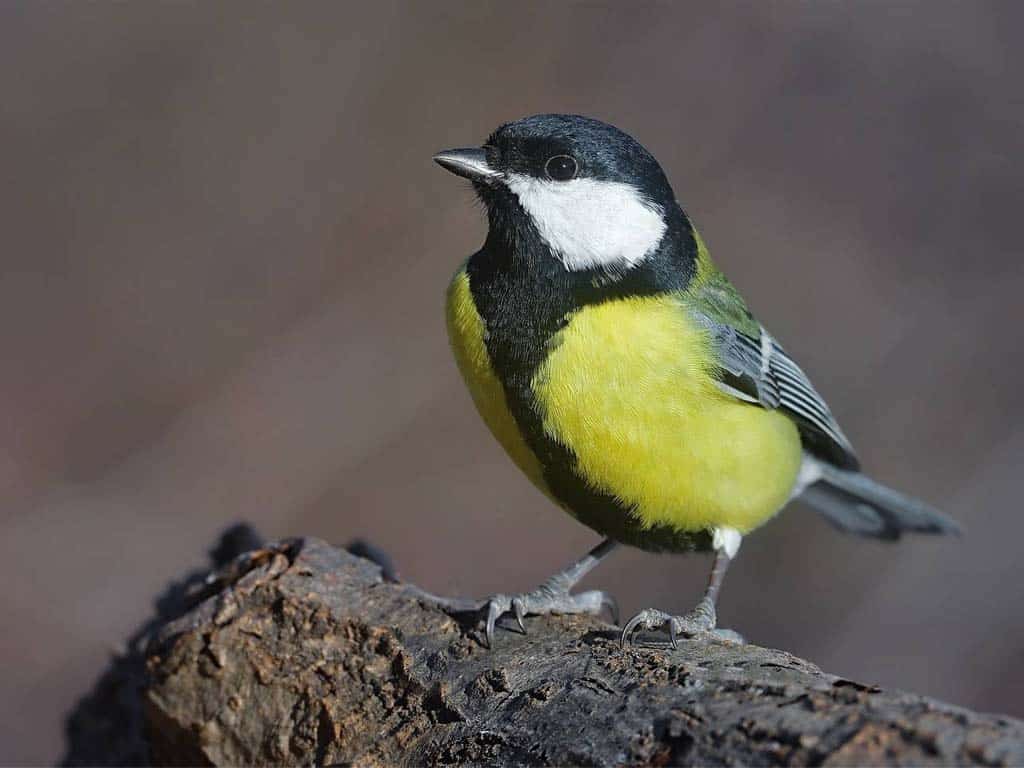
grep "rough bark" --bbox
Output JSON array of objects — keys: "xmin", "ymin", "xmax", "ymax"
[{"xmin": 65, "ymin": 529, "xmax": 1024, "ymax": 767}]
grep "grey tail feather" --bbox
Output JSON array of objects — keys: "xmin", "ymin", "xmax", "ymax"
[{"xmin": 801, "ymin": 464, "xmax": 961, "ymax": 540}]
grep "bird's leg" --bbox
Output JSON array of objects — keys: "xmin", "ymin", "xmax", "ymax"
[
  {"xmin": 433, "ymin": 538, "xmax": 619, "ymax": 647},
  {"xmin": 621, "ymin": 528, "xmax": 744, "ymax": 648}
]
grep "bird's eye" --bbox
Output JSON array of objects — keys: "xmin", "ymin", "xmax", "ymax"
[{"xmin": 544, "ymin": 155, "xmax": 577, "ymax": 181}]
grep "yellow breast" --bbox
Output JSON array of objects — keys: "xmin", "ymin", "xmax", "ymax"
[{"xmin": 532, "ymin": 294, "xmax": 802, "ymax": 534}]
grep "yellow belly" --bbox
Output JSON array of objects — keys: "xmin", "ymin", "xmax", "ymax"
[{"xmin": 532, "ymin": 294, "xmax": 802, "ymax": 534}]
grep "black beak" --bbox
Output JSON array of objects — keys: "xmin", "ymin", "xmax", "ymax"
[{"xmin": 433, "ymin": 148, "xmax": 500, "ymax": 183}]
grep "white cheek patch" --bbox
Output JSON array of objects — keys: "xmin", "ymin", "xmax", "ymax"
[{"xmin": 505, "ymin": 173, "xmax": 666, "ymax": 271}]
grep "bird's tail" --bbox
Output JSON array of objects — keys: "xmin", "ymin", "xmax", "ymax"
[{"xmin": 800, "ymin": 462, "xmax": 961, "ymax": 540}]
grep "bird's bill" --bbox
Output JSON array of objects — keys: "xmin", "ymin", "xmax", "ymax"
[{"xmin": 433, "ymin": 148, "xmax": 500, "ymax": 183}]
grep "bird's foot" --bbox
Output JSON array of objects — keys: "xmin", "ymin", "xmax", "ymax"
[
  {"xmin": 446, "ymin": 579, "xmax": 617, "ymax": 648},
  {"xmin": 620, "ymin": 600, "xmax": 743, "ymax": 648}
]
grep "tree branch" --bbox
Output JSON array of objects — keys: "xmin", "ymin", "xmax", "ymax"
[{"xmin": 65, "ymin": 530, "xmax": 1024, "ymax": 766}]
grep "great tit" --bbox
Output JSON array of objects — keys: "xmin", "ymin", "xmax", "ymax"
[{"xmin": 434, "ymin": 114, "xmax": 959, "ymax": 648}]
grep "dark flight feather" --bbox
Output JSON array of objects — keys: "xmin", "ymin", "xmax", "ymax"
[{"xmin": 698, "ymin": 313, "xmax": 860, "ymax": 470}]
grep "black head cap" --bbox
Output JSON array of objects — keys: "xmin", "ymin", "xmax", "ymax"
[{"xmin": 482, "ymin": 114, "xmax": 675, "ymax": 206}]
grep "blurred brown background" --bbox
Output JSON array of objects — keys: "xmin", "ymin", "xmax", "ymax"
[{"xmin": 1, "ymin": 2, "xmax": 1022, "ymax": 763}]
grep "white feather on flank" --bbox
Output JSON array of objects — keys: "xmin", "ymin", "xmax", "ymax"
[
  {"xmin": 789, "ymin": 454, "xmax": 825, "ymax": 501},
  {"xmin": 505, "ymin": 173, "xmax": 666, "ymax": 271},
  {"xmin": 712, "ymin": 526, "xmax": 743, "ymax": 559}
]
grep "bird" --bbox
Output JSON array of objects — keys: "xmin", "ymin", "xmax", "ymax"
[{"xmin": 433, "ymin": 113, "xmax": 959, "ymax": 648}]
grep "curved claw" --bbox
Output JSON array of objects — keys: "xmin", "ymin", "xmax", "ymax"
[
  {"xmin": 484, "ymin": 598, "xmax": 506, "ymax": 649},
  {"xmin": 512, "ymin": 598, "xmax": 527, "ymax": 634},
  {"xmin": 620, "ymin": 608, "xmax": 678, "ymax": 649},
  {"xmin": 619, "ymin": 613, "xmax": 646, "ymax": 649}
]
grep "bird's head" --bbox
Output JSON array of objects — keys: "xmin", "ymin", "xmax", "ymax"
[{"xmin": 435, "ymin": 114, "xmax": 679, "ymax": 273}]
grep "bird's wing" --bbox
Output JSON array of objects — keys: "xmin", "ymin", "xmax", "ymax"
[{"xmin": 688, "ymin": 271, "xmax": 860, "ymax": 470}]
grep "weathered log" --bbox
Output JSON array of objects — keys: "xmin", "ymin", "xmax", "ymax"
[{"xmin": 65, "ymin": 529, "xmax": 1024, "ymax": 766}]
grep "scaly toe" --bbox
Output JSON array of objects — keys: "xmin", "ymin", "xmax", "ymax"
[
  {"xmin": 709, "ymin": 627, "xmax": 745, "ymax": 644},
  {"xmin": 478, "ymin": 587, "xmax": 617, "ymax": 647},
  {"xmin": 669, "ymin": 611, "xmax": 716, "ymax": 639},
  {"xmin": 562, "ymin": 589, "xmax": 618, "ymax": 624}
]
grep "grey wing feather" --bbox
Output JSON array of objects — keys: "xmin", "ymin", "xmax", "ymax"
[{"xmin": 701, "ymin": 316, "xmax": 860, "ymax": 470}]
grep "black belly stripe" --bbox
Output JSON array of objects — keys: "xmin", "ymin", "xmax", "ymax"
[{"xmin": 464, "ymin": 208, "xmax": 711, "ymax": 552}]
